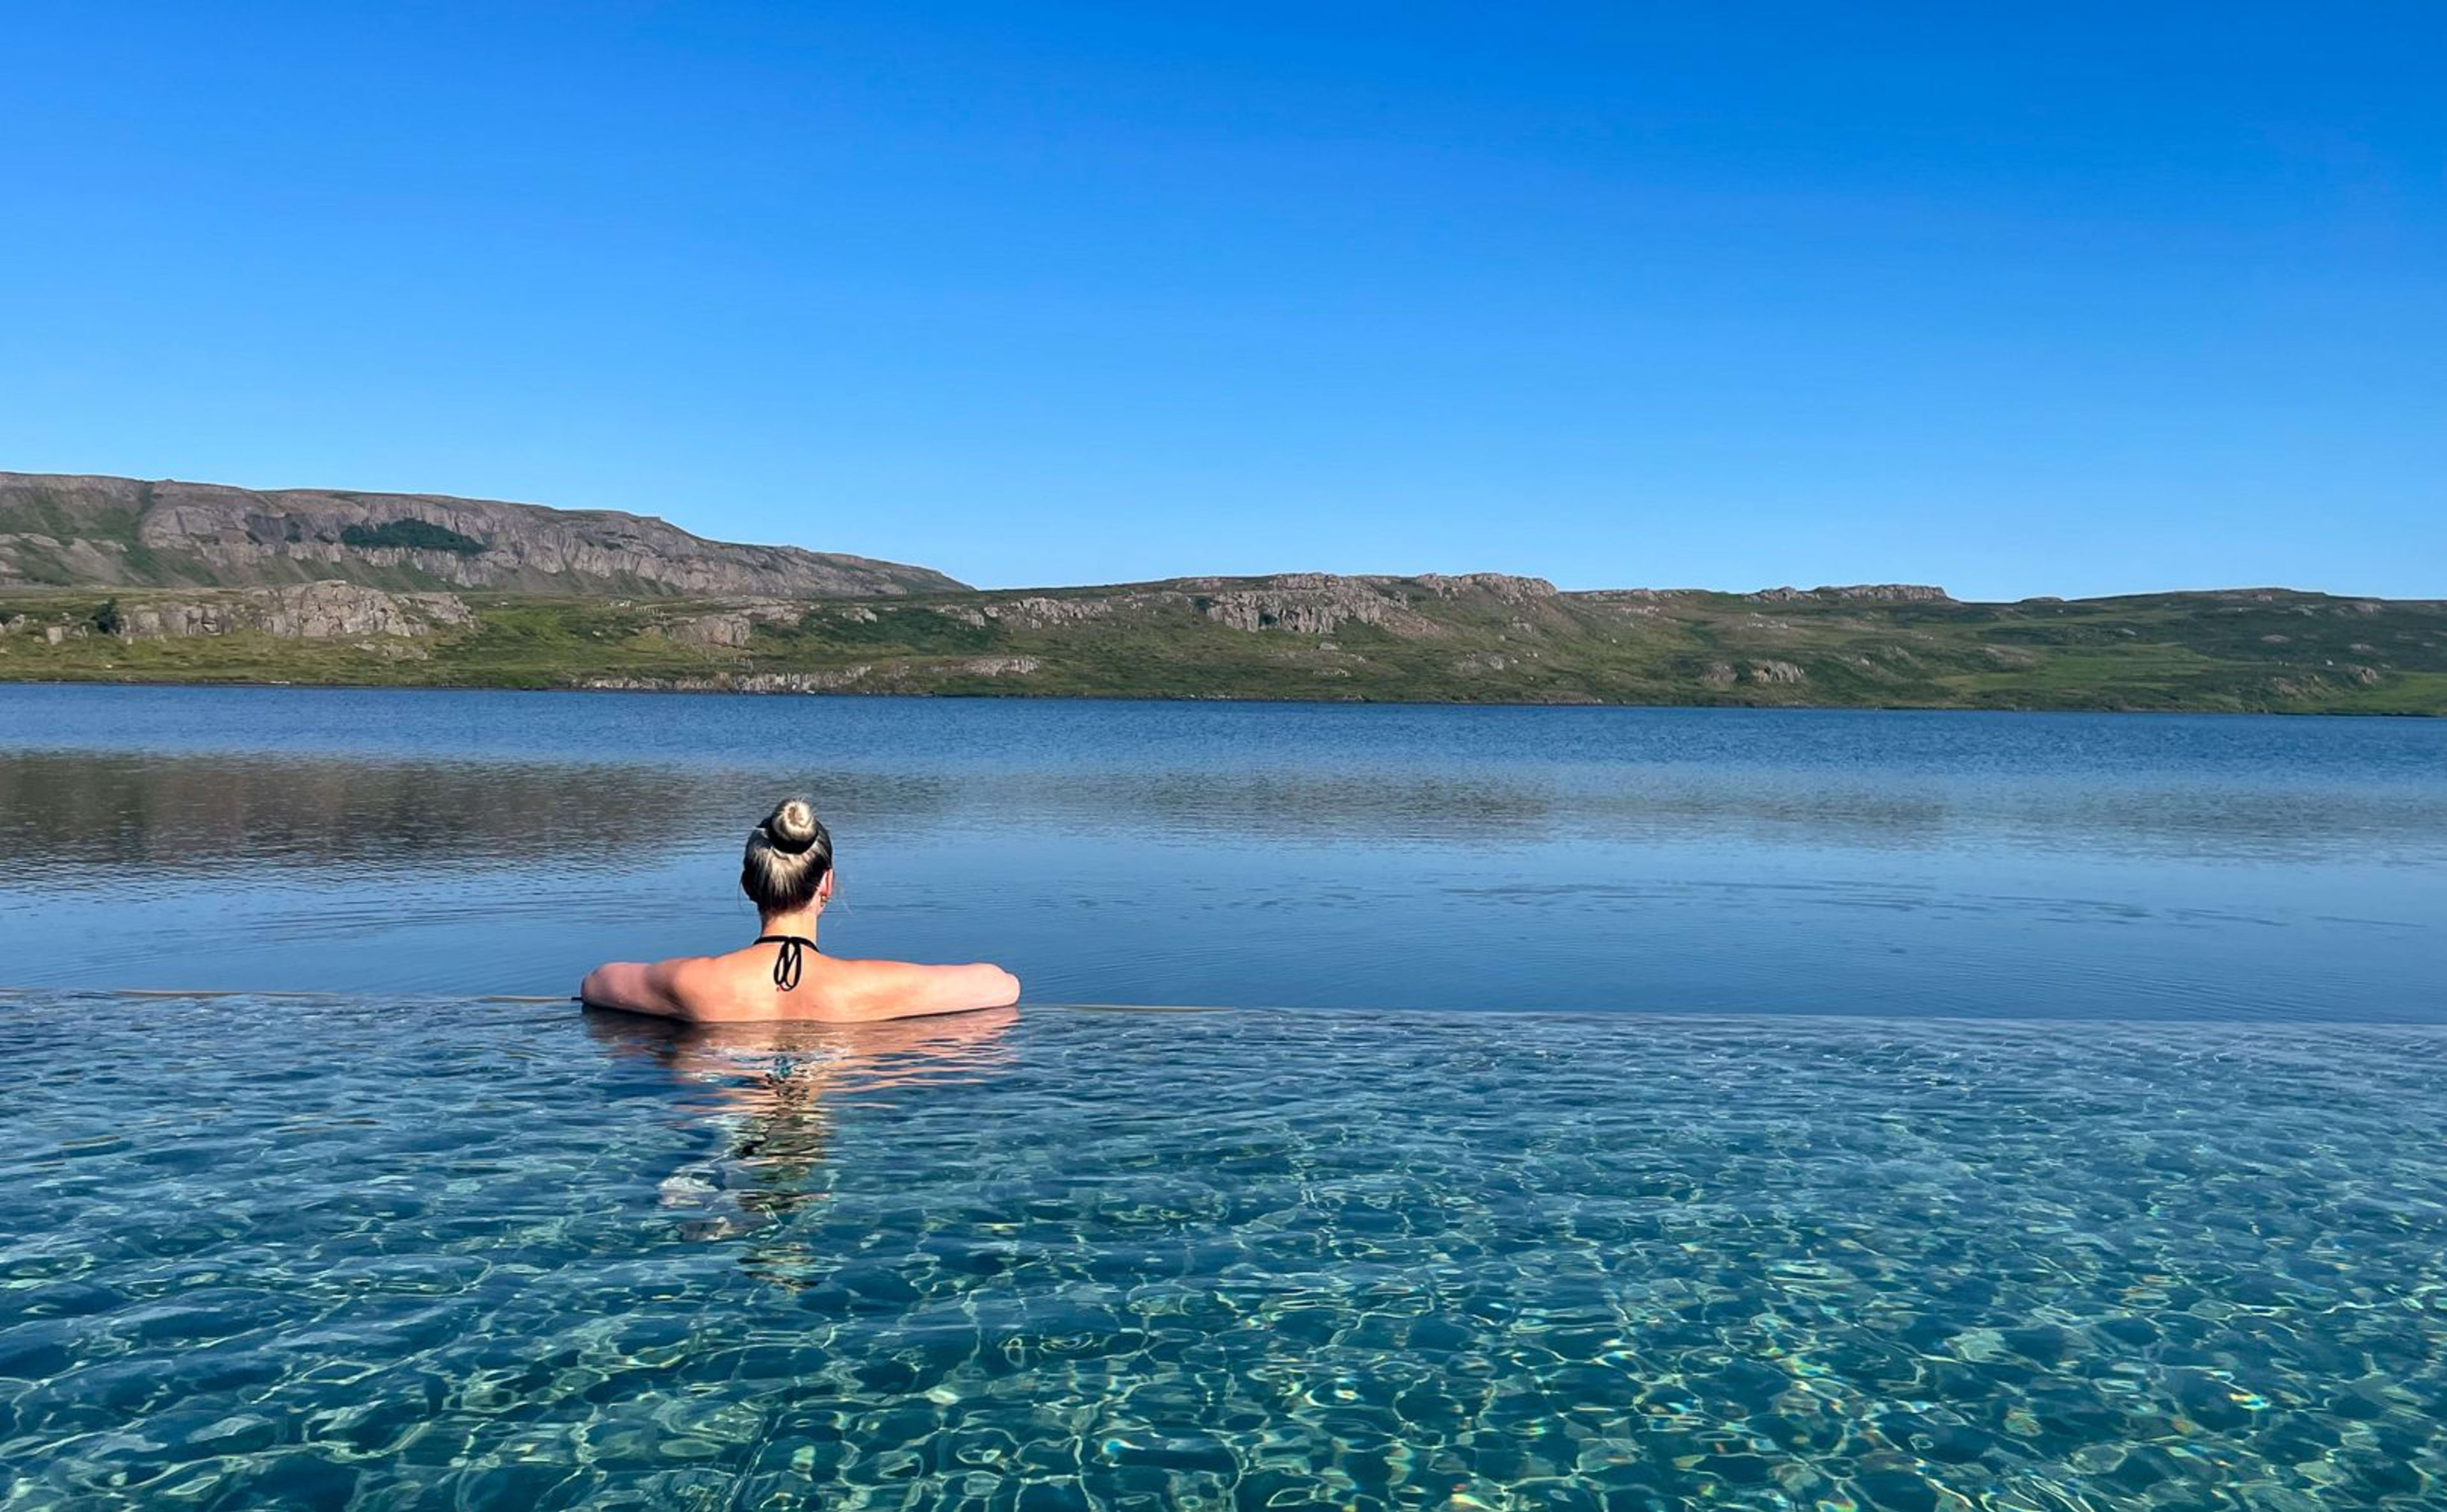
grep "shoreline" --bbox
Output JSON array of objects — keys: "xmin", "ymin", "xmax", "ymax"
[{"xmin": 1, "ymin": 670, "xmax": 2438, "ymax": 717}]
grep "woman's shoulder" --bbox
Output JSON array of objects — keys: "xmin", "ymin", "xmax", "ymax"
[{"xmin": 793, "ymin": 954, "xmax": 1022, "ymax": 1020}]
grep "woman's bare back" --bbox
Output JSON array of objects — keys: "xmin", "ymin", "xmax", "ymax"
[
  {"xmin": 577, "ymin": 798, "xmax": 1020, "ymax": 1025},
  {"xmin": 584, "ymin": 939, "xmax": 1020, "ymax": 1023}
]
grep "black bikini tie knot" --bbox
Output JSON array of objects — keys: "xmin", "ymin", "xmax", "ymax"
[{"xmin": 756, "ymin": 934, "xmax": 818, "ymax": 991}]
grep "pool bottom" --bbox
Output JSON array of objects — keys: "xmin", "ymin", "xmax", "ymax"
[{"xmin": 3, "ymin": 998, "xmax": 2444, "ymax": 1510}]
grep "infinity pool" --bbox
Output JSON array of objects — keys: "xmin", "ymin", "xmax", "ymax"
[{"xmin": 6, "ymin": 995, "xmax": 2444, "ymax": 1509}]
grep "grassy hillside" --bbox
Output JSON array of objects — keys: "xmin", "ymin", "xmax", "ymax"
[{"xmin": 3, "ymin": 579, "xmax": 2443, "ymax": 714}]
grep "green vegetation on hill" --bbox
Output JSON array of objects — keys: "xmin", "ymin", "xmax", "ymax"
[
  {"xmin": 2, "ymin": 577, "xmax": 2442, "ymax": 714},
  {"xmin": 338, "ymin": 519, "xmax": 488, "ymax": 555}
]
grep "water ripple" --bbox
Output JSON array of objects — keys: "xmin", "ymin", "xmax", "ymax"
[{"xmin": 4, "ymin": 998, "xmax": 2446, "ymax": 1509}]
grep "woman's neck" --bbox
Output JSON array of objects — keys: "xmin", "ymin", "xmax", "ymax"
[{"xmin": 759, "ymin": 909, "xmax": 821, "ymax": 941}]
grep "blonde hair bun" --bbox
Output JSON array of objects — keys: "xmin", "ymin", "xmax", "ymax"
[
  {"xmin": 742, "ymin": 797, "xmax": 834, "ymax": 913},
  {"xmin": 767, "ymin": 797, "xmax": 823, "ymax": 854}
]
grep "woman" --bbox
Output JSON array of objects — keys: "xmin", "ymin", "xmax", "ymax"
[{"xmin": 580, "ymin": 798, "xmax": 1020, "ymax": 1023}]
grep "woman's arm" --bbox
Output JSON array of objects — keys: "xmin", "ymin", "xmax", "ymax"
[
  {"xmin": 579, "ymin": 958, "xmax": 692, "ymax": 1018},
  {"xmin": 834, "ymin": 960, "xmax": 1021, "ymax": 1021}
]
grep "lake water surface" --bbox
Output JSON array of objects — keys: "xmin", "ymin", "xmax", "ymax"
[
  {"xmin": 4, "ymin": 686, "xmax": 2446, "ymax": 1510},
  {"xmin": 3, "ymin": 684, "xmax": 2443, "ymax": 1018}
]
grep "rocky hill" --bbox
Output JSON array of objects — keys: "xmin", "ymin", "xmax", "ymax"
[
  {"xmin": 3, "ymin": 571, "xmax": 2441, "ymax": 714},
  {"xmin": 0, "ymin": 472, "xmax": 964, "ymax": 598}
]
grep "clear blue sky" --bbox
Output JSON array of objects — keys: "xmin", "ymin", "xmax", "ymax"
[{"xmin": 4, "ymin": 3, "xmax": 2440, "ymax": 599}]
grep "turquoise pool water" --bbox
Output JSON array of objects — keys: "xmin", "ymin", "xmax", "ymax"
[{"xmin": 6, "ymin": 995, "xmax": 2444, "ymax": 1509}]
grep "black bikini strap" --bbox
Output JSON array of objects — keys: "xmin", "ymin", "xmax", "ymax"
[{"xmin": 754, "ymin": 934, "xmax": 818, "ymax": 991}]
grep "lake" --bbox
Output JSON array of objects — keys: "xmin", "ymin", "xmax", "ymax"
[
  {"xmin": 4, "ymin": 684, "xmax": 2444, "ymax": 1016},
  {"xmin": 4, "ymin": 685, "xmax": 2446, "ymax": 1510}
]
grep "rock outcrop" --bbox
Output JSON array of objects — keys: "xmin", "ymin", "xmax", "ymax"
[
  {"xmin": 1412, "ymin": 573, "xmax": 1558, "ymax": 603},
  {"xmin": 1745, "ymin": 584, "xmax": 1953, "ymax": 604},
  {"xmin": 108, "ymin": 583, "xmax": 473, "ymax": 640},
  {"xmin": 1201, "ymin": 587, "xmax": 1414, "ymax": 635},
  {"xmin": 0, "ymin": 472, "xmax": 964, "ymax": 599},
  {"xmin": 651, "ymin": 602, "xmax": 806, "ymax": 649},
  {"xmin": 784, "ymin": 577, "xmax": 1559, "ymax": 642},
  {"xmin": 1183, "ymin": 572, "xmax": 1554, "ymax": 637},
  {"xmin": 992, "ymin": 596, "xmax": 1111, "ymax": 628}
]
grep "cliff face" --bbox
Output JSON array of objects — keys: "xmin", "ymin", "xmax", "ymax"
[
  {"xmin": 2, "ymin": 582, "xmax": 472, "ymax": 645},
  {"xmin": 1745, "ymin": 584, "xmax": 1953, "ymax": 604},
  {"xmin": 899, "ymin": 572, "xmax": 1566, "ymax": 639},
  {"xmin": 0, "ymin": 472, "xmax": 965, "ymax": 598}
]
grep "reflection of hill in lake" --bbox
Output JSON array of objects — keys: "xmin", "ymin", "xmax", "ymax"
[
  {"xmin": 8, "ymin": 741, "xmax": 2446, "ymax": 889},
  {"xmin": 0, "ymin": 753, "xmax": 740, "ymax": 885}
]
